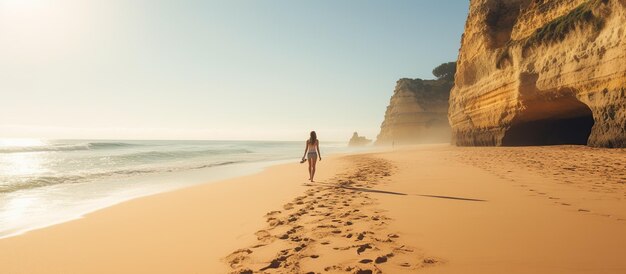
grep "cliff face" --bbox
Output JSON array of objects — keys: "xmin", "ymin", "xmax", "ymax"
[
  {"xmin": 376, "ymin": 78, "xmax": 452, "ymax": 145},
  {"xmin": 449, "ymin": 0, "xmax": 626, "ymax": 147}
]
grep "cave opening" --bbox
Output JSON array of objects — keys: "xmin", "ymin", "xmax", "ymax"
[{"xmin": 502, "ymin": 97, "xmax": 594, "ymax": 146}]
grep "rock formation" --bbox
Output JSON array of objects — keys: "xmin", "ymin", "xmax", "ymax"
[
  {"xmin": 376, "ymin": 75, "xmax": 453, "ymax": 145},
  {"xmin": 348, "ymin": 132, "xmax": 371, "ymax": 147},
  {"xmin": 449, "ymin": 0, "xmax": 626, "ymax": 147}
]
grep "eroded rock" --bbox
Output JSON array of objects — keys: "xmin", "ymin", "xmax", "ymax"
[
  {"xmin": 349, "ymin": 132, "xmax": 372, "ymax": 147},
  {"xmin": 376, "ymin": 76, "xmax": 453, "ymax": 145},
  {"xmin": 449, "ymin": 0, "xmax": 626, "ymax": 147}
]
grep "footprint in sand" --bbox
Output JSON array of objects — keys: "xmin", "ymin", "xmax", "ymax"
[
  {"xmin": 226, "ymin": 248, "xmax": 252, "ymax": 268},
  {"xmin": 375, "ymin": 254, "xmax": 391, "ymax": 264},
  {"xmin": 225, "ymin": 156, "xmax": 429, "ymax": 273},
  {"xmin": 356, "ymin": 243, "xmax": 372, "ymax": 254}
]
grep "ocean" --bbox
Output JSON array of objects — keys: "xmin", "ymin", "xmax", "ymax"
[{"xmin": 0, "ymin": 139, "xmax": 357, "ymax": 238}]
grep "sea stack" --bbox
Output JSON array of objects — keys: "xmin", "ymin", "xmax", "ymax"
[
  {"xmin": 376, "ymin": 63, "xmax": 455, "ymax": 145},
  {"xmin": 449, "ymin": 0, "xmax": 626, "ymax": 147},
  {"xmin": 348, "ymin": 132, "xmax": 371, "ymax": 147}
]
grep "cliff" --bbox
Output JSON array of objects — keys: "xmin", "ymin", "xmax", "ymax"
[
  {"xmin": 449, "ymin": 0, "xmax": 626, "ymax": 147},
  {"xmin": 348, "ymin": 132, "xmax": 371, "ymax": 147},
  {"xmin": 376, "ymin": 77, "xmax": 453, "ymax": 145}
]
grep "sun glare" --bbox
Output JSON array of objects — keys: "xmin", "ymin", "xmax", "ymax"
[
  {"xmin": 0, "ymin": 139, "xmax": 48, "ymax": 177},
  {"xmin": 0, "ymin": 138, "xmax": 46, "ymax": 148},
  {"xmin": 0, "ymin": 0, "xmax": 49, "ymax": 16}
]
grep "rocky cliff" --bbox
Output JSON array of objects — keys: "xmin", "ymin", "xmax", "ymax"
[
  {"xmin": 348, "ymin": 132, "xmax": 371, "ymax": 147},
  {"xmin": 449, "ymin": 0, "xmax": 626, "ymax": 147},
  {"xmin": 376, "ymin": 77, "xmax": 453, "ymax": 145}
]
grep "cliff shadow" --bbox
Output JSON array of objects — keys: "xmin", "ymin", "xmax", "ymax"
[{"xmin": 502, "ymin": 96, "xmax": 594, "ymax": 146}]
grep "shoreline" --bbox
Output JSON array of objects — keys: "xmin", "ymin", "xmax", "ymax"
[
  {"xmin": 1, "ymin": 144, "xmax": 625, "ymax": 273},
  {"xmin": 0, "ymin": 155, "xmax": 329, "ymax": 273},
  {"xmin": 0, "ymin": 140, "xmax": 367, "ymax": 240},
  {"xmin": 0, "ymin": 158, "xmax": 294, "ymax": 240}
]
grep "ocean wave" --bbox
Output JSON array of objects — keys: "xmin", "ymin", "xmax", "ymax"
[
  {"xmin": 115, "ymin": 148, "xmax": 252, "ymax": 161},
  {"xmin": 189, "ymin": 161, "xmax": 240, "ymax": 170},
  {"xmin": 0, "ymin": 144, "xmax": 91, "ymax": 153},
  {"xmin": 0, "ymin": 161, "xmax": 245, "ymax": 194},
  {"xmin": 0, "ymin": 142, "xmax": 139, "ymax": 154},
  {"xmin": 87, "ymin": 142, "xmax": 139, "ymax": 149}
]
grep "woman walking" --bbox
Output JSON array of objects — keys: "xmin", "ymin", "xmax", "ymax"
[{"xmin": 302, "ymin": 131, "xmax": 322, "ymax": 182}]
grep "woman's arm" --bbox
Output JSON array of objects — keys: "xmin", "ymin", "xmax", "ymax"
[
  {"xmin": 316, "ymin": 141, "xmax": 322, "ymax": 161},
  {"xmin": 302, "ymin": 141, "xmax": 309, "ymax": 160}
]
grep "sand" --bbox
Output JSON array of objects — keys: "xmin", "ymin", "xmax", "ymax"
[
  {"xmin": 378, "ymin": 145, "xmax": 626, "ymax": 274},
  {"xmin": 1, "ymin": 145, "xmax": 625, "ymax": 273}
]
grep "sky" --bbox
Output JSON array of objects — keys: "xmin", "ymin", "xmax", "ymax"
[{"xmin": 0, "ymin": 0, "xmax": 469, "ymax": 141}]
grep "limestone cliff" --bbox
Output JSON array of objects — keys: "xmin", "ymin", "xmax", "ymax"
[
  {"xmin": 376, "ymin": 78, "xmax": 452, "ymax": 145},
  {"xmin": 450, "ymin": 0, "xmax": 626, "ymax": 147}
]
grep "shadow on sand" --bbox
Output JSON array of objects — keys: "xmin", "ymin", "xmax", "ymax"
[{"xmin": 310, "ymin": 181, "xmax": 486, "ymax": 202}]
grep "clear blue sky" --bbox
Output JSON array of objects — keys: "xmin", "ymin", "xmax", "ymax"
[{"xmin": 0, "ymin": 0, "xmax": 469, "ymax": 141}]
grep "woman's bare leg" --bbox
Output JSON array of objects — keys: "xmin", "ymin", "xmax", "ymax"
[
  {"xmin": 310, "ymin": 157, "xmax": 317, "ymax": 182},
  {"xmin": 308, "ymin": 159, "xmax": 313, "ymax": 180}
]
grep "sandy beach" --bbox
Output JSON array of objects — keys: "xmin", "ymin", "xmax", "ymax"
[
  {"xmin": 1, "ymin": 145, "xmax": 625, "ymax": 274},
  {"xmin": 3, "ymin": 1, "xmax": 626, "ymax": 273}
]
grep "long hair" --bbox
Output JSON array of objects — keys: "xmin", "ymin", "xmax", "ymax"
[{"xmin": 309, "ymin": 131, "xmax": 317, "ymax": 145}]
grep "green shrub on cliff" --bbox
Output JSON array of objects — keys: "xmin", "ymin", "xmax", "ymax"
[
  {"xmin": 523, "ymin": 0, "xmax": 606, "ymax": 49},
  {"xmin": 432, "ymin": 62, "xmax": 457, "ymax": 82},
  {"xmin": 496, "ymin": 0, "xmax": 607, "ymax": 69}
]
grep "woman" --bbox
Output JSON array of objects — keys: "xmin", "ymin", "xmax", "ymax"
[{"xmin": 302, "ymin": 131, "xmax": 322, "ymax": 182}]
